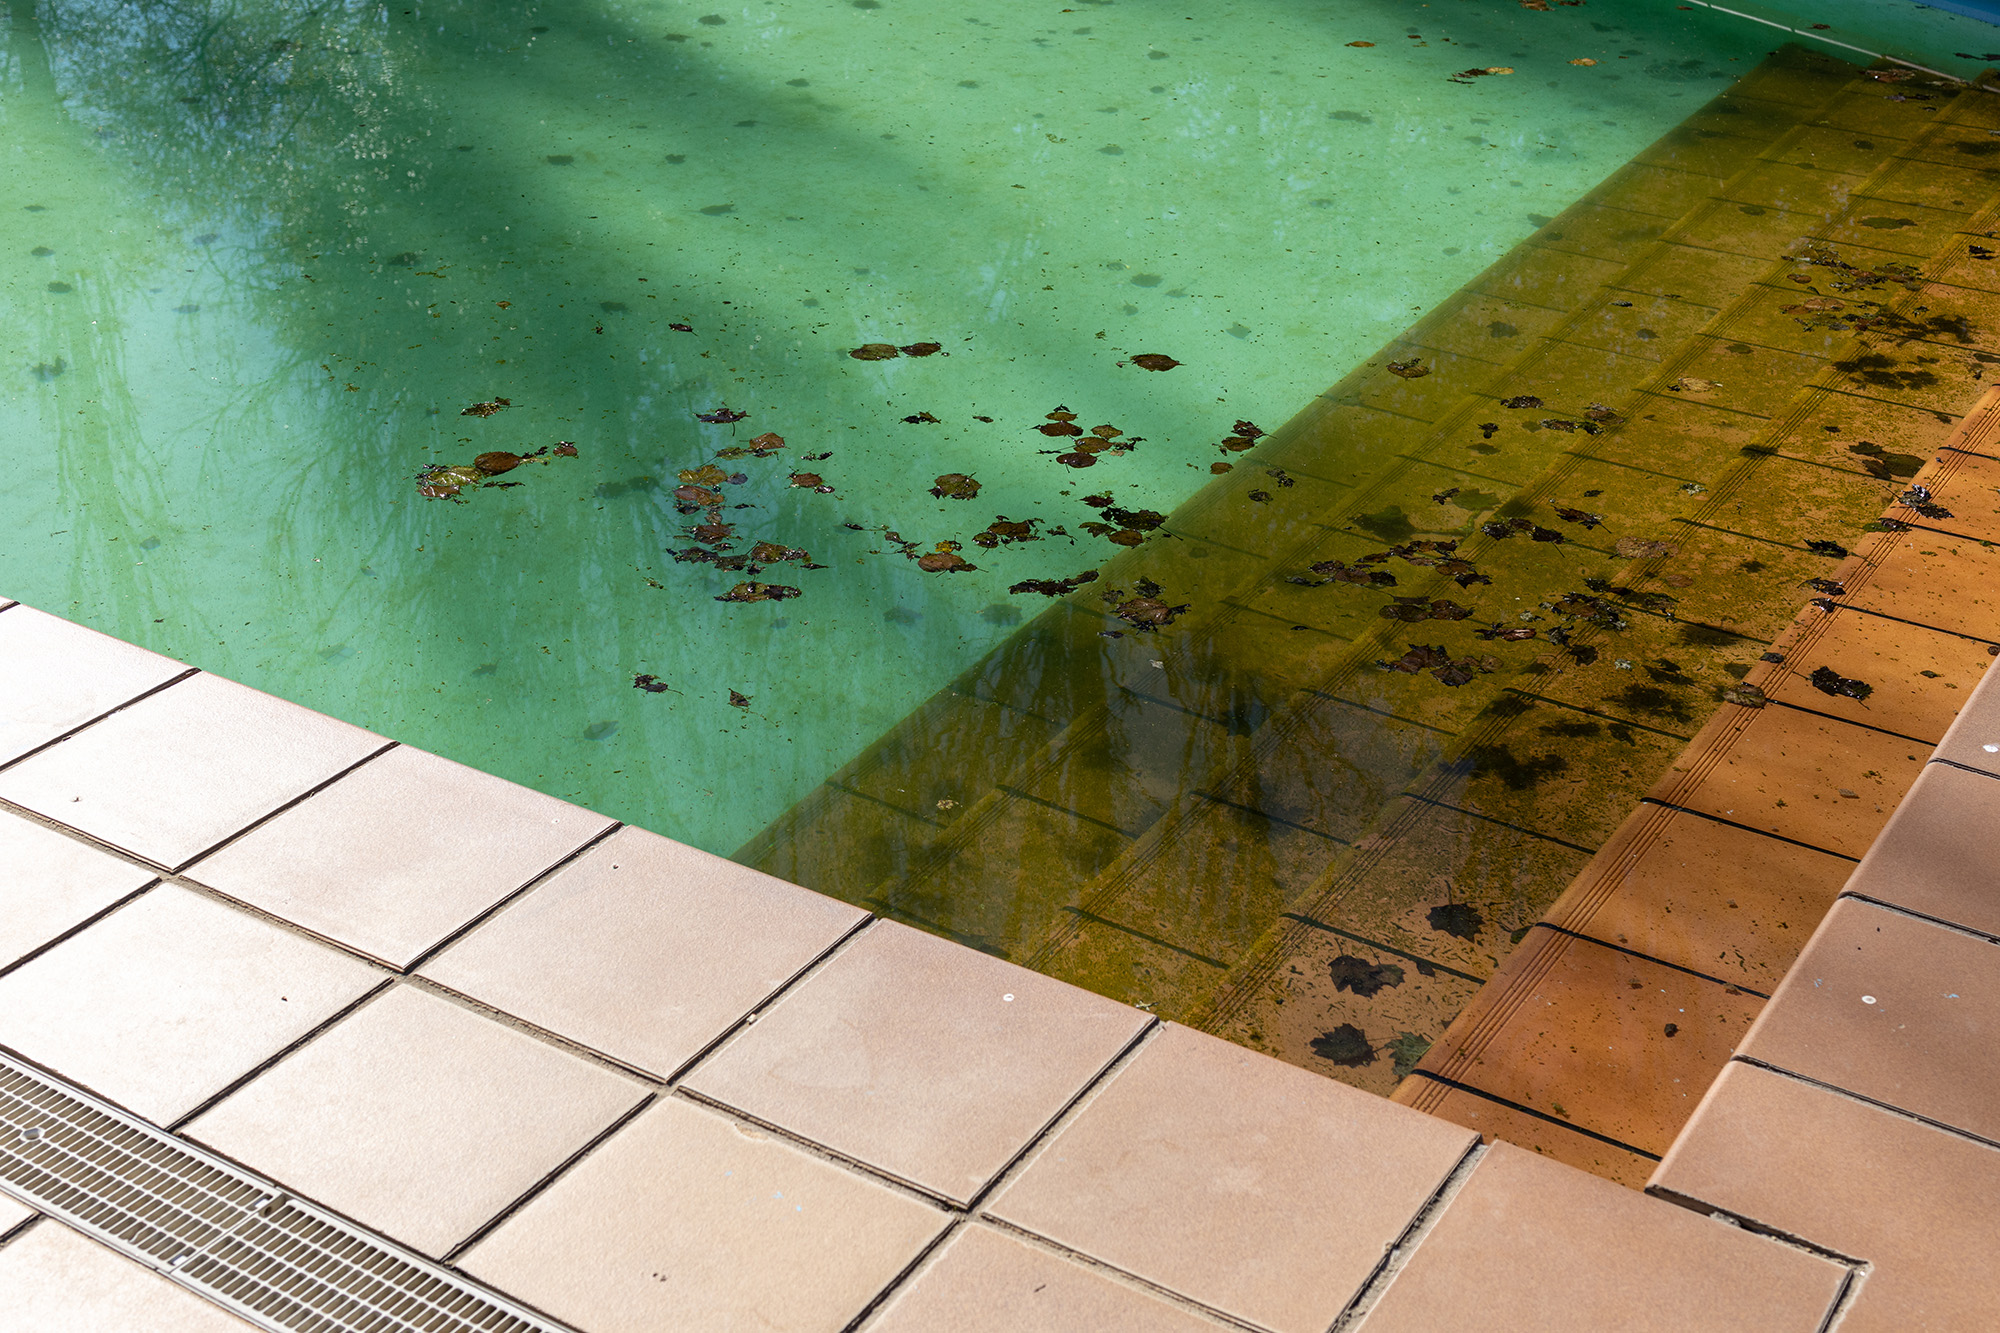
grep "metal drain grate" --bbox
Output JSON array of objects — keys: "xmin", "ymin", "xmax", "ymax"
[{"xmin": 0, "ymin": 1053, "xmax": 566, "ymax": 1333}]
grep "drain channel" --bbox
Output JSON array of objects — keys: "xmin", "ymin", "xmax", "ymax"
[{"xmin": 0, "ymin": 1053, "xmax": 565, "ymax": 1333}]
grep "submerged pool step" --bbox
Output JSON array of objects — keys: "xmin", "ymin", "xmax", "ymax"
[{"xmin": 739, "ymin": 47, "xmax": 2000, "ymax": 1149}]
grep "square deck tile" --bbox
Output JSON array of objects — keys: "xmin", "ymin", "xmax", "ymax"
[
  {"xmin": 185, "ymin": 984, "xmax": 646, "ymax": 1257},
  {"xmin": 459, "ymin": 1095, "xmax": 948, "ymax": 1333},
  {"xmin": 1652, "ymin": 1061, "xmax": 2000, "ymax": 1333},
  {"xmin": 0, "ymin": 1220, "xmax": 256, "ymax": 1332},
  {"xmin": 1360, "ymin": 1142, "xmax": 1843, "ymax": 1332},
  {"xmin": 1842, "ymin": 529, "xmax": 2000, "ymax": 645},
  {"xmin": 0, "ymin": 811, "xmax": 155, "ymax": 971},
  {"xmin": 183, "ymin": 744, "xmax": 613, "ymax": 968},
  {"xmin": 986, "ymin": 1025, "xmax": 1474, "ymax": 1333},
  {"xmin": 421, "ymin": 826, "xmax": 864, "ymax": 1078},
  {"xmin": 683, "ymin": 920, "xmax": 1148, "ymax": 1204},
  {"xmin": 866, "ymin": 1224, "xmax": 1223, "ymax": 1333},
  {"xmin": 1841, "ymin": 761, "xmax": 2000, "ymax": 944},
  {"xmin": 1739, "ymin": 897, "xmax": 2000, "ymax": 1141},
  {"xmin": 0, "ymin": 673, "xmax": 386, "ymax": 870},
  {"xmin": 0, "ymin": 885, "xmax": 379, "ymax": 1124},
  {"xmin": 1931, "ymin": 658, "xmax": 2000, "ymax": 778},
  {"xmin": 0, "ymin": 604, "xmax": 186, "ymax": 768}
]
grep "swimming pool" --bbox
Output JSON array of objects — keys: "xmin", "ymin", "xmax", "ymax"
[{"xmin": 7, "ymin": 1, "xmax": 1997, "ymax": 1064}]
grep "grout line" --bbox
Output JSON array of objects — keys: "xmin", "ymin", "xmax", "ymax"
[
  {"xmin": 442, "ymin": 1090, "xmax": 660, "ymax": 1263},
  {"xmin": 1730, "ymin": 1055, "xmax": 2000, "ymax": 1155},
  {"xmin": 165, "ymin": 741, "xmax": 401, "ymax": 874},
  {"xmin": 994, "ymin": 783, "xmax": 1133, "ymax": 838},
  {"xmin": 1501, "ymin": 688, "xmax": 1693, "ymax": 742},
  {"xmin": 1328, "ymin": 1140, "xmax": 1489, "ymax": 1332},
  {"xmin": 0, "ymin": 1209, "xmax": 40, "ymax": 1250},
  {"xmin": 0, "ymin": 667, "xmax": 199, "ymax": 778},
  {"xmin": 395, "ymin": 819, "xmax": 627, "ymax": 975},
  {"xmin": 1926, "ymin": 754, "xmax": 2000, "ymax": 782},
  {"xmin": 973, "ymin": 1214, "xmax": 1265, "ymax": 1331},
  {"xmin": 1644, "ymin": 1180, "xmax": 1872, "ymax": 1268},
  {"xmin": 1840, "ymin": 600, "xmax": 2000, "ymax": 647},
  {"xmin": 1277, "ymin": 913, "xmax": 1488, "ymax": 985},
  {"xmin": 1397, "ymin": 1071, "xmax": 1665, "ymax": 1161},
  {"xmin": 0, "ymin": 880, "xmax": 157, "ymax": 983},
  {"xmin": 1397, "ymin": 792, "xmax": 1599, "ymax": 855},
  {"xmin": 1530, "ymin": 922, "xmax": 1771, "ymax": 998},
  {"xmin": 1638, "ymin": 797, "xmax": 1862, "ymax": 861},
  {"xmin": 839, "ymin": 1217, "xmax": 977, "ymax": 1333},
  {"xmin": 1838, "ymin": 888, "xmax": 2000, "ymax": 947},
  {"xmin": 1759, "ymin": 698, "xmax": 1940, "ymax": 749},
  {"xmin": 1815, "ymin": 1265, "xmax": 1869, "ymax": 1333},
  {"xmin": 166, "ymin": 977, "xmax": 398, "ymax": 1132}
]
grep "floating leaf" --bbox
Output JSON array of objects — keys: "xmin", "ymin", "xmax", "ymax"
[
  {"xmin": 679, "ymin": 463, "xmax": 730, "ymax": 486},
  {"xmin": 475, "ymin": 451, "xmax": 522, "ymax": 475},
  {"xmin": 715, "ymin": 582, "xmax": 801, "ymax": 602},
  {"xmin": 903, "ymin": 411, "xmax": 940, "ymax": 424},
  {"xmin": 1806, "ymin": 539, "xmax": 1849, "ymax": 558},
  {"xmin": 1011, "ymin": 570, "xmax": 1100, "ymax": 596},
  {"xmin": 1552, "ymin": 506, "xmax": 1603, "ymax": 528},
  {"xmin": 917, "ymin": 549, "xmax": 977, "ymax": 573},
  {"xmin": 461, "ymin": 397, "xmax": 511, "ymax": 417},
  {"xmin": 1038, "ymin": 420, "xmax": 1085, "ymax": 437},
  {"xmin": 1386, "ymin": 357, "xmax": 1430, "ymax": 379},
  {"xmin": 728, "ymin": 689, "xmax": 751, "ymax": 707},
  {"xmin": 696, "ymin": 405, "xmax": 748, "ymax": 423},
  {"xmin": 1130, "ymin": 353, "xmax": 1180, "ymax": 371},
  {"xmin": 553, "ymin": 441, "xmax": 579, "ymax": 457},
  {"xmin": 789, "ymin": 472, "xmax": 825, "ymax": 488},
  {"xmin": 899, "ymin": 341, "xmax": 943, "ymax": 356},
  {"xmin": 1501, "ymin": 395, "xmax": 1543, "ymax": 409},
  {"xmin": 1809, "ymin": 666, "xmax": 1873, "ymax": 700},
  {"xmin": 1722, "ymin": 682, "xmax": 1768, "ymax": 708},
  {"xmin": 930, "ymin": 473, "xmax": 981, "ymax": 499},
  {"xmin": 1056, "ymin": 452, "xmax": 1097, "ymax": 468},
  {"xmin": 633, "ymin": 673, "xmax": 672, "ymax": 694},
  {"xmin": 849, "ymin": 343, "xmax": 900, "ymax": 360}
]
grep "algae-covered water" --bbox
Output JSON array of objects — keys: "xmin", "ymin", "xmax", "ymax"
[{"xmin": 0, "ymin": 0, "xmax": 1982, "ymax": 851}]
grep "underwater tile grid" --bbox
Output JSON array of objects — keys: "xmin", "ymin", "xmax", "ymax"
[
  {"xmin": 2, "ymin": 596, "xmax": 1951, "ymax": 1333},
  {"xmin": 751, "ymin": 40, "xmax": 2000, "ymax": 1141}
]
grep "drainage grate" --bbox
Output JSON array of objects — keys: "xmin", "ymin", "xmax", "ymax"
[{"xmin": 0, "ymin": 1052, "xmax": 566, "ymax": 1333}]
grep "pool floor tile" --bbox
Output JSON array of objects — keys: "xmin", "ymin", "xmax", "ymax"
[
  {"xmin": 684, "ymin": 920, "xmax": 1146, "ymax": 1205},
  {"xmin": 0, "ymin": 811, "xmax": 155, "ymax": 971},
  {"xmin": 1737, "ymin": 897, "xmax": 2000, "ymax": 1142},
  {"xmin": 0, "ymin": 604, "xmax": 186, "ymax": 768},
  {"xmin": 986, "ymin": 1025, "xmax": 1474, "ymax": 1333},
  {"xmin": 864, "ymin": 1224, "xmax": 1224, "ymax": 1333},
  {"xmin": 1652, "ymin": 1061, "xmax": 2000, "ymax": 1333},
  {"xmin": 421, "ymin": 826, "xmax": 864, "ymax": 1079},
  {"xmin": 185, "ymin": 984, "xmax": 647, "ymax": 1258},
  {"xmin": 459, "ymin": 1096, "xmax": 948, "ymax": 1333},
  {"xmin": 0, "ymin": 672, "xmax": 386, "ymax": 871},
  {"xmin": 1395, "ymin": 1082, "xmax": 1657, "ymax": 1189},
  {"xmin": 1360, "ymin": 1142, "xmax": 1843, "ymax": 1333},
  {"xmin": 182, "ymin": 744, "xmax": 613, "ymax": 968},
  {"xmin": 0, "ymin": 1220, "xmax": 257, "ymax": 1331},
  {"xmin": 1761, "ymin": 609, "xmax": 1991, "ymax": 744},
  {"xmin": 1545, "ymin": 804, "xmax": 1849, "ymax": 994},
  {"xmin": 0, "ymin": 885, "xmax": 378, "ymax": 1124},
  {"xmin": 1647, "ymin": 701, "xmax": 1925, "ymax": 859}
]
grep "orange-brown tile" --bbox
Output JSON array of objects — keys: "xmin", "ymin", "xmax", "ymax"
[
  {"xmin": 459, "ymin": 1096, "xmax": 948, "ymax": 1333},
  {"xmin": 1845, "ymin": 762, "xmax": 2000, "ymax": 938},
  {"xmin": 1410, "ymin": 928, "xmax": 1761, "ymax": 1157},
  {"xmin": 1648, "ymin": 702, "xmax": 1925, "ymax": 859},
  {"xmin": 1739, "ymin": 897, "xmax": 2000, "ymax": 1141},
  {"xmin": 1886, "ymin": 445, "xmax": 2000, "ymax": 543},
  {"xmin": 865, "ymin": 1225, "xmax": 1225, "ymax": 1333},
  {"xmin": 0, "ymin": 605, "xmax": 185, "ymax": 767},
  {"xmin": 988, "ymin": 1025, "xmax": 1473, "ymax": 1333},
  {"xmin": 683, "ymin": 921, "xmax": 1148, "ymax": 1205},
  {"xmin": 421, "ymin": 826, "xmax": 864, "ymax": 1079},
  {"xmin": 0, "ymin": 673, "xmax": 386, "ymax": 871},
  {"xmin": 1652, "ymin": 1061, "xmax": 2000, "ymax": 1333},
  {"xmin": 1547, "ymin": 803, "xmax": 1849, "ymax": 994},
  {"xmin": 0, "ymin": 811, "xmax": 154, "ymax": 971},
  {"xmin": 1360, "ymin": 1142, "xmax": 1844, "ymax": 1332},
  {"xmin": 1761, "ymin": 608, "xmax": 1993, "ymax": 743},
  {"xmin": 1394, "ymin": 1078, "xmax": 1658, "ymax": 1189},
  {"xmin": 182, "ymin": 744, "xmax": 613, "ymax": 968},
  {"xmin": 1841, "ymin": 528, "xmax": 2000, "ymax": 644}
]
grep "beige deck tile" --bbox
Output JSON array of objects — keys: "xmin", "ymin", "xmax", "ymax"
[
  {"xmin": 1652, "ymin": 1061, "xmax": 2000, "ymax": 1333},
  {"xmin": 865, "ymin": 1224, "xmax": 1223, "ymax": 1333},
  {"xmin": 1740, "ymin": 897, "xmax": 2000, "ymax": 1140},
  {"xmin": 1647, "ymin": 702, "xmax": 1924, "ymax": 859},
  {"xmin": 1360, "ymin": 1142, "xmax": 1842, "ymax": 1332},
  {"xmin": 460, "ymin": 1095, "xmax": 948, "ymax": 1333},
  {"xmin": 1845, "ymin": 761, "xmax": 2000, "ymax": 938},
  {"xmin": 683, "ymin": 920, "xmax": 1148, "ymax": 1204},
  {"xmin": 420, "ymin": 826, "xmax": 864, "ymax": 1078},
  {"xmin": 0, "ymin": 1191, "xmax": 29, "ymax": 1234},
  {"xmin": 1930, "ymin": 657, "xmax": 2000, "ymax": 777},
  {"xmin": 986, "ymin": 1025, "xmax": 1474, "ymax": 1333},
  {"xmin": 0, "ymin": 672, "xmax": 386, "ymax": 870},
  {"xmin": 0, "ymin": 885, "xmax": 378, "ymax": 1123},
  {"xmin": 0, "ymin": 604, "xmax": 186, "ymax": 767},
  {"xmin": 185, "ymin": 984, "xmax": 646, "ymax": 1257},
  {"xmin": 183, "ymin": 744, "xmax": 613, "ymax": 968},
  {"xmin": 0, "ymin": 810, "xmax": 155, "ymax": 971},
  {"xmin": 0, "ymin": 1221, "xmax": 256, "ymax": 1332}
]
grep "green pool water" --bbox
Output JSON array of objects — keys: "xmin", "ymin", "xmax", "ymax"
[{"xmin": 0, "ymin": 0, "xmax": 1987, "ymax": 853}]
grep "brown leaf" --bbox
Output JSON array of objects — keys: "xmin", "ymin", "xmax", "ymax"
[
  {"xmin": 474, "ymin": 451, "xmax": 522, "ymax": 475},
  {"xmin": 849, "ymin": 343, "xmax": 900, "ymax": 360},
  {"xmin": 460, "ymin": 397, "xmax": 511, "ymax": 417},
  {"xmin": 931, "ymin": 473, "xmax": 982, "ymax": 499},
  {"xmin": 1130, "ymin": 353, "xmax": 1180, "ymax": 371}
]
